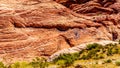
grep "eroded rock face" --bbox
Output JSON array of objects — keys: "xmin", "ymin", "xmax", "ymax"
[{"xmin": 0, "ymin": 0, "xmax": 120, "ymax": 63}]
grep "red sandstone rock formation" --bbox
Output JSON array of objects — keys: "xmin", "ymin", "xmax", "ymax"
[{"xmin": 0, "ymin": 0, "xmax": 119, "ymax": 63}]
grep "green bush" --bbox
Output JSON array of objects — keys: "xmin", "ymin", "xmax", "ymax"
[
  {"xmin": 0, "ymin": 62, "xmax": 7, "ymax": 68},
  {"xmin": 111, "ymin": 48, "xmax": 119, "ymax": 54},
  {"xmin": 115, "ymin": 61, "xmax": 120, "ymax": 66},
  {"xmin": 86, "ymin": 43, "xmax": 101, "ymax": 50},
  {"xmin": 80, "ymin": 44, "xmax": 103, "ymax": 60},
  {"xmin": 107, "ymin": 48, "xmax": 112, "ymax": 56},
  {"xmin": 98, "ymin": 54, "xmax": 104, "ymax": 59},
  {"xmin": 30, "ymin": 57, "xmax": 49, "ymax": 68},
  {"xmin": 104, "ymin": 59, "xmax": 112, "ymax": 63},
  {"xmin": 56, "ymin": 60, "xmax": 66, "ymax": 67},
  {"xmin": 53, "ymin": 52, "xmax": 80, "ymax": 66},
  {"xmin": 87, "ymin": 49, "xmax": 97, "ymax": 59}
]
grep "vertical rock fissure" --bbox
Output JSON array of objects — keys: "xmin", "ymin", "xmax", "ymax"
[{"xmin": 60, "ymin": 35, "xmax": 74, "ymax": 47}]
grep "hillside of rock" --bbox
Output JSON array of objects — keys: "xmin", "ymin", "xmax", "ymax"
[{"xmin": 0, "ymin": 0, "xmax": 119, "ymax": 63}]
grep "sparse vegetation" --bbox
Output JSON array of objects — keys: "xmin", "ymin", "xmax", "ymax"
[
  {"xmin": 0, "ymin": 41, "xmax": 120, "ymax": 68},
  {"xmin": 52, "ymin": 42, "xmax": 120, "ymax": 67},
  {"xmin": 8, "ymin": 57, "xmax": 49, "ymax": 68},
  {"xmin": 53, "ymin": 52, "xmax": 80, "ymax": 67}
]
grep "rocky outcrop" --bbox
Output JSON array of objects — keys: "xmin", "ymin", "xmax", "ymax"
[
  {"xmin": 55, "ymin": 0, "xmax": 120, "ymax": 40},
  {"xmin": 0, "ymin": 0, "xmax": 119, "ymax": 63}
]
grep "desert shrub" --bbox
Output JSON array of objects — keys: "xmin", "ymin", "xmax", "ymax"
[
  {"xmin": 80, "ymin": 44, "xmax": 103, "ymax": 60},
  {"xmin": 55, "ymin": 60, "xmax": 66, "ymax": 67},
  {"xmin": 104, "ymin": 59, "xmax": 112, "ymax": 63},
  {"xmin": 10, "ymin": 62, "xmax": 20, "ymax": 68},
  {"xmin": 53, "ymin": 52, "xmax": 80, "ymax": 66},
  {"xmin": 106, "ymin": 43, "xmax": 117, "ymax": 48},
  {"xmin": 0, "ymin": 62, "xmax": 7, "ymax": 68},
  {"xmin": 103, "ymin": 43, "xmax": 120, "ymax": 56},
  {"xmin": 30, "ymin": 57, "xmax": 49, "ymax": 68},
  {"xmin": 87, "ymin": 49, "xmax": 97, "ymax": 59},
  {"xmin": 86, "ymin": 43, "xmax": 101, "ymax": 50},
  {"xmin": 106, "ymin": 48, "xmax": 112, "ymax": 56},
  {"xmin": 111, "ymin": 48, "xmax": 119, "ymax": 54},
  {"xmin": 98, "ymin": 54, "xmax": 104, "ymax": 59},
  {"xmin": 115, "ymin": 61, "xmax": 120, "ymax": 66}
]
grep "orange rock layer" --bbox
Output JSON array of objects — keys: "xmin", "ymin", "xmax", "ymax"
[{"xmin": 0, "ymin": 0, "xmax": 120, "ymax": 63}]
